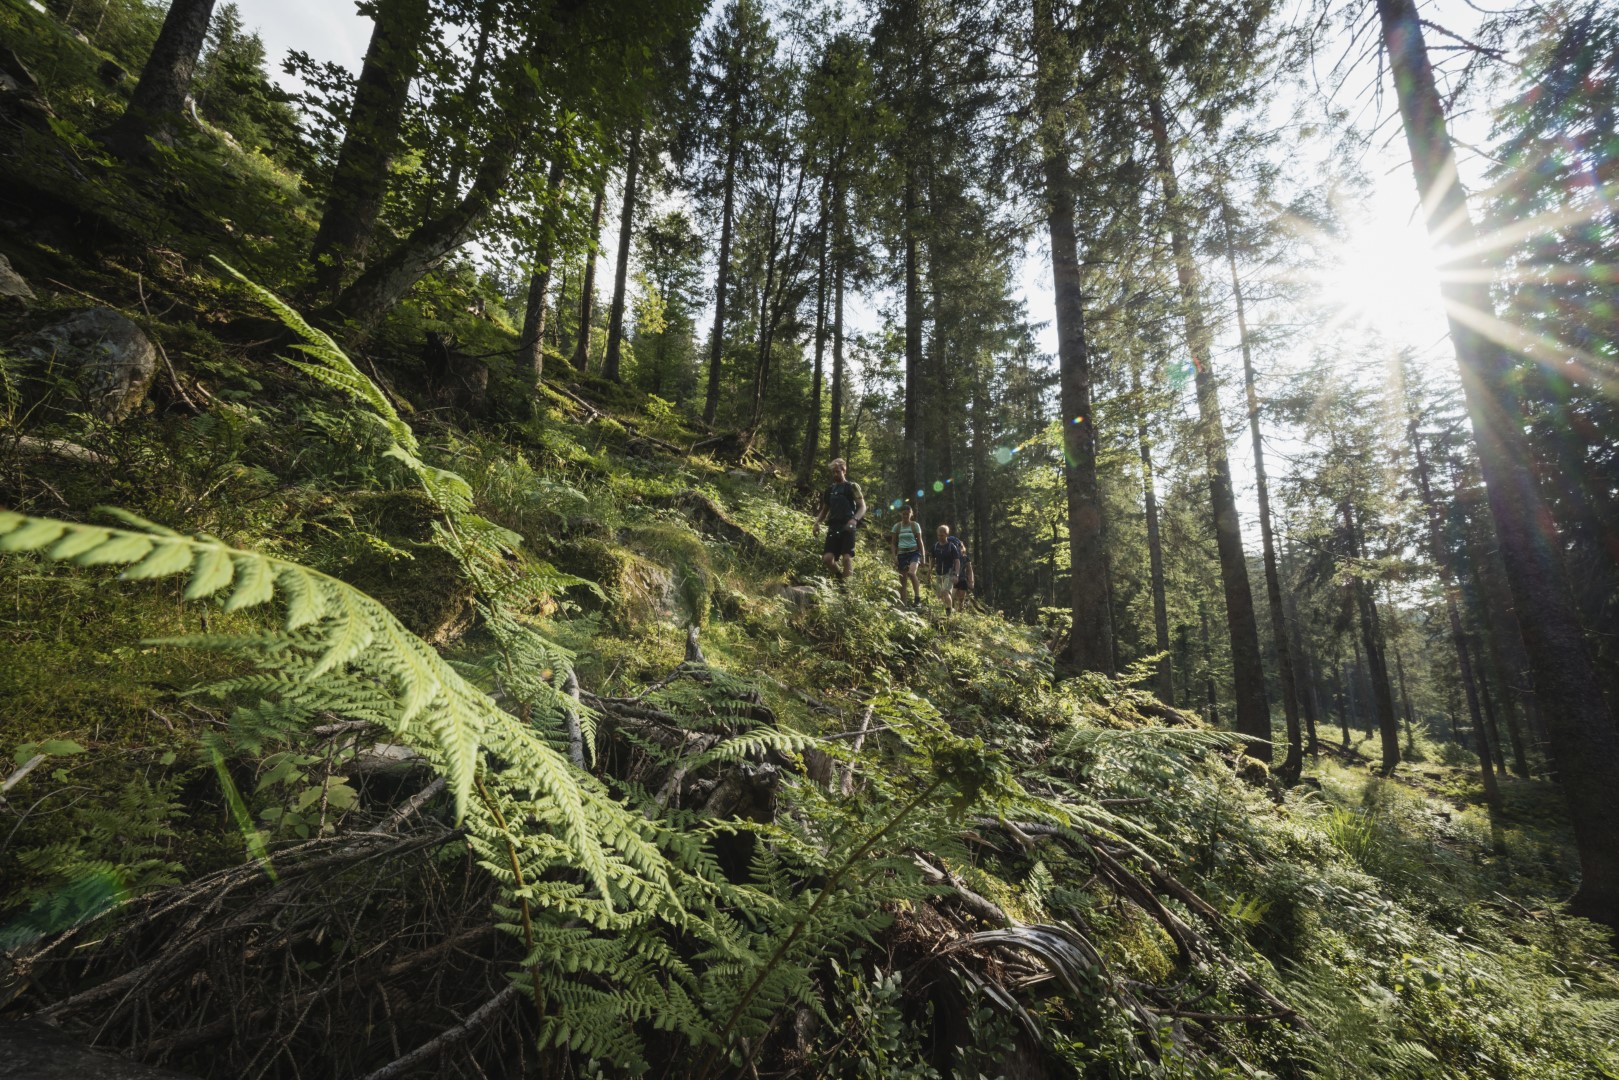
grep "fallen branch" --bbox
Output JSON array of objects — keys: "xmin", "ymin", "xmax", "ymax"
[{"xmin": 359, "ymin": 982, "xmax": 522, "ymax": 1080}]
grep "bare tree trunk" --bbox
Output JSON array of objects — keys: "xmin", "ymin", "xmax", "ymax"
[
  {"xmin": 703, "ymin": 130, "xmax": 741, "ymax": 424},
  {"xmin": 570, "ymin": 176, "xmax": 608, "ymax": 373},
  {"xmin": 99, "ymin": 0, "xmax": 218, "ymax": 156},
  {"xmin": 521, "ymin": 157, "xmax": 568, "ymax": 385},
  {"xmin": 828, "ymin": 206, "xmax": 845, "ymax": 462},
  {"xmin": 603, "ymin": 118, "xmax": 643, "ymax": 383},
  {"xmin": 971, "ymin": 357, "xmax": 993, "ymax": 602},
  {"xmin": 1037, "ymin": 0, "xmax": 1112, "ymax": 674},
  {"xmin": 1224, "ymin": 206, "xmax": 1302, "ymax": 782},
  {"xmin": 1378, "ymin": 0, "xmax": 1619, "ymax": 931},
  {"xmin": 1409, "ymin": 414, "xmax": 1500, "ymax": 808},
  {"xmin": 798, "ymin": 179, "xmax": 830, "ymax": 489},
  {"xmin": 1344, "ymin": 500, "xmax": 1401, "ymax": 773},
  {"xmin": 1133, "ymin": 364, "xmax": 1173, "ymax": 703},
  {"xmin": 902, "ymin": 168, "xmax": 924, "ymax": 499},
  {"xmin": 1148, "ymin": 95, "xmax": 1266, "ymax": 746},
  {"xmin": 1200, "ymin": 600, "xmax": 1220, "ymax": 727},
  {"xmin": 307, "ymin": 0, "xmax": 431, "ymax": 298}
]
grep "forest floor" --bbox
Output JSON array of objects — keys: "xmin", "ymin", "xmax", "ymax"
[{"xmin": 1, "ymin": 5, "xmax": 1618, "ymax": 1075}]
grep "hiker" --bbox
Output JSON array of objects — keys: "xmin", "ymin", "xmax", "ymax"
[
  {"xmin": 952, "ymin": 536, "xmax": 976, "ymax": 611},
  {"xmin": 931, "ymin": 524, "xmax": 966, "ymax": 614},
  {"xmin": 888, "ymin": 502, "xmax": 925, "ymax": 605},
  {"xmin": 812, "ymin": 457, "xmax": 866, "ymax": 579}
]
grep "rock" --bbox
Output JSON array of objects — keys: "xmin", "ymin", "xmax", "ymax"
[
  {"xmin": 11, "ymin": 308, "xmax": 156, "ymax": 422},
  {"xmin": 0, "ymin": 253, "xmax": 34, "ymax": 303},
  {"xmin": 0, "ymin": 1019, "xmax": 198, "ymax": 1079}
]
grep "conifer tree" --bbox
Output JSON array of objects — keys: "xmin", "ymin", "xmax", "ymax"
[{"xmin": 99, "ymin": 0, "xmax": 218, "ymax": 156}]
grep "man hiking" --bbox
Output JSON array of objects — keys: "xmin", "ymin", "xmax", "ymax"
[
  {"xmin": 931, "ymin": 524, "xmax": 967, "ymax": 615},
  {"xmin": 888, "ymin": 502, "xmax": 925, "ymax": 605},
  {"xmin": 812, "ymin": 457, "xmax": 866, "ymax": 580}
]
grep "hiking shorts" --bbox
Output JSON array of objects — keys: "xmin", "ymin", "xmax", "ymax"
[
  {"xmin": 934, "ymin": 573, "xmax": 955, "ymax": 598},
  {"xmin": 896, "ymin": 551, "xmax": 921, "ymax": 572},
  {"xmin": 823, "ymin": 523, "xmax": 857, "ymax": 557}
]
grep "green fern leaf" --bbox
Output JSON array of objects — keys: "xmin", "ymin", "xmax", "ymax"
[{"xmin": 185, "ymin": 544, "xmax": 236, "ymax": 599}]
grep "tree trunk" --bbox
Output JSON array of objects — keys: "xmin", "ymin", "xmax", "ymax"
[
  {"xmin": 603, "ymin": 118, "xmax": 643, "ymax": 383},
  {"xmin": 1133, "ymin": 364, "xmax": 1173, "ymax": 704},
  {"xmin": 1409, "ymin": 414, "xmax": 1500, "ymax": 807},
  {"xmin": 1378, "ymin": 0, "xmax": 1619, "ymax": 931},
  {"xmin": 436, "ymin": 0, "xmax": 496, "ymax": 215},
  {"xmin": 1472, "ymin": 634, "xmax": 1509, "ymax": 773},
  {"xmin": 1037, "ymin": 0, "xmax": 1112, "ymax": 674},
  {"xmin": 1283, "ymin": 546, "xmax": 1322, "ymax": 757},
  {"xmin": 308, "ymin": 0, "xmax": 431, "ymax": 298},
  {"xmin": 521, "ymin": 157, "xmax": 568, "ymax": 385},
  {"xmin": 1474, "ymin": 543, "xmax": 1535, "ymax": 777},
  {"xmin": 902, "ymin": 168, "xmax": 924, "ymax": 500},
  {"xmin": 1200, "ymin": 600, "xmax": 1220, "ymax": 727},
  {"xmin": 971, "ymin": 358, "xmax": 992, "ymax": 602},
  {"xmin": 828, "ymin": 184, "xmax": 846, "ymax": 462},
  {"xmin": 798, "ymin": 179, "xmax": 830, "ymax": 489},
  {"xmin": 1336, "ymin": 662, "xmax": 1351, "ymax": 750},
  {"xmin": 1224, "ymin": 205, "xmax": 1302, "ymax": 782},
  {"xmin": 570, "ymin": 176, "xmax": 608, "ymax": 373},
  {"xmin": 1148, "ymin": 95, "xmax": 1267, "ymax": 746},
  {"xmin": 99, "ymin": 0, "xmax": 218, "ymax": 155},
  {"xmin": 703, "ymin": 127, "xmax": 741, "ymax": 424},
  {"xmin": 1345, "ymin": 500, "xmax": 1401, "ymax": 773}
]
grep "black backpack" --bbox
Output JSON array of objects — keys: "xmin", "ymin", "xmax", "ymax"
[{"xmin": 826, "ymin": 481, "xmax": 858, "ymax": 525}]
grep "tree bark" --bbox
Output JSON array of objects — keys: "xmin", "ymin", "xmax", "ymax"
[
  {"xmin": 570, "ymin": 176, "xmax": 608, "ymax": 373},
  {"xmin": 1224, "ymin": 206, "xmax": 1302, "ymax": 782},
  {"xmin": 99, "ymin": 0, "xmax": 218, "ymax": 155},
  {"xmin": 828, "ymin": 183, "xmax": 846, "ymax": 462},
  {"xmin": 1344, "ymin": 499, "xmax": 1401, "ymax": 773},
  {"xmin": 798, "ymin": 179, "xmax": 830, "ymax": 489},
  {"xmin": 521, "ymin": 157, "xmax": 568, "ymax": 385},
  {"xmin": 703, "ymin": 125, "xmax": 742, "ymax": 424},
  {"xmin": 603, "ymin": 118, "xmax": 643, "ymax": 383},
  {"xmin": 971, "ymin": 356, "xmax": 993, "ymax": 602},
  {"xmin": 1037, "ymin": 0, "xmax": 1112, "ymax": 674},
  {"xmin": 1379, "ymin": 0, "xmax": 1619, "ymax": 928},
  {"xmin": 1148, "ymin": 95, "xmax": 1266, "ymax": 746},
  {"xmin": 902, "ymin": 168, "xmax": 924, "ymax": 499},
  {"xmin": 1409, "ymin": 416, "xmax": 1501, "ymax": 807},
  {"xmin": 1133, "ymin": 364, "xmax": 1173, "ymax": 703},
  {"xmin": 308, "ymin": 0, "xmax": 432, "ymax": 298},
  {"xmin": 1200, "ymin": 600, "xmax": 1220, "ymax": 727}
]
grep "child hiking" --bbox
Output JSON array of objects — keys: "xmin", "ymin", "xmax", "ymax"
[
  {"xmin": 888, "ymin": 503, "xmax": 925, "ymax": 605},
  {"xmin": 812, "ymin": 457, "xmax": 866, "ymax": 580},
  {"xmin": 931, "ymin": 524, "xmax": 968, "ymax": 615}
]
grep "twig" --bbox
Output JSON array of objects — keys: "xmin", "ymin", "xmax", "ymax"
[
  {"xmin": 0, "ymin": 753, "xmax": 46, "ymax": 797},
  {"xmin": 561, "ymin": 669, "xmax": 585, "ymax": 768},
  {"xmin": 359, "ymin": 982, "xmax": 522, "ymax": 1080},
  {"xmin": 136, "ymin": 272, "xmax": 198, "ymax": 411}
]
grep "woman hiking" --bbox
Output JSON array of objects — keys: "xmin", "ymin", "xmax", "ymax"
[{"xmin": 888, "ymin": 502, "xmax": 925, "ymax": 605}]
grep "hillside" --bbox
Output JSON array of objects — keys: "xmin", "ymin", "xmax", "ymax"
[{"xmin": 2, "ymin": 0, "xmax": 1618, "ymax": 1077}]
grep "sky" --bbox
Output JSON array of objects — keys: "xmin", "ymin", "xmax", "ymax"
[{"xmin": 232, "ymin": 0, "xmax": 1509, "ymax": 525}]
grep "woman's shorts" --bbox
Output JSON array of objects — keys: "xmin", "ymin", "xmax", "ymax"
[{"xmin": 896, "ymin": 551, "xmax": 921, "ymax": 572}]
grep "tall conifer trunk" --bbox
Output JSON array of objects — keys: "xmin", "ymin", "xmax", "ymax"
[
  {"xmin": 308, "ymin": 0, "xmax": 431, "ymax": 298},
  {"xmin": 1033, "ymin": 0, "xmax": 1111, "ymax": 673},
  {"xmin": 1147, "ymin": 96, "xmax": 1267, "ymax": 747},
  {"xmin": 1378, "ymin": 0, "xmax": 1619, "ymax": 929},
  {"xmin": 799, "ymin": 179, "xmax": 830, "ymax": 488},
  {"xmin": 703, "ymin": 129, "xmax": 742, "ymax": 424},
  {"xmin": 1344, "ymin": 499, "xmax": 1402, "ymax": 773},
  {"xmin": 1409, "ymin": 412, "xmax": 1500, "ymax": 807},
  {"xmin": 902, "ymin": 171, "xmax": 924, "ymax": 499},
  {"xmin": 521, "ymin": 158, "xmax": 568, "ymax": 384},
  {"xmin": 1224, "ymin": 206, "xmax": 1302, "ymax": 781},
  {"xmin": 570, "ymin": 177, "xmax": 608, "ymax": 372},
  {"xmin": 603, "ymin": 119, "xmax": 643, "ymax": 383},
  {"xmin": 828, "ymin": 191, "xmax": 845, "ymax": 461},
  {"xmin": 1133, "ymin": 364, "xmax": 1173, "ymax": 703}
]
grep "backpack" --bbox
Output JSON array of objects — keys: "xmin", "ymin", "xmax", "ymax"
[{"xmin": 826, "ymin": 481, "xmax": 858, "ymax": 525}]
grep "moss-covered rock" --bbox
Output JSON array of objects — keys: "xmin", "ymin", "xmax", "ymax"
[
  {"xmin": 554, "ymin": 536, "xmax": 678, "ymax": 630},
  {"xmin": 333, "ymin": 541, "xmax": 474, "ymax": 646}
]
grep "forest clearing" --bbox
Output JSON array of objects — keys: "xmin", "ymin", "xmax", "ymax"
[{"xmin": 1, "ymin": 0, "xmax": 1618, "ymax": 1076}]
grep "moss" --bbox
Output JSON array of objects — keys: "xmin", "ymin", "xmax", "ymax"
[
  {"xmin": 554, "ymin": 536, "xmax": 677, "ymax": 630},
  {"xmin": 332, "ymin": 541, "xmax": 474, "ymax": 646}
]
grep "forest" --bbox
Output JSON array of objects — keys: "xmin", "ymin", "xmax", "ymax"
[{"xmin": 0, "ymin": 0, "xmax": 1617, "ymax": 1075}]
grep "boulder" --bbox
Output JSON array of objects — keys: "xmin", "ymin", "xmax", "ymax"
[
  {"xmin": 11, "ymin": 308, "xmax": 156, "ymax": 422},
  {"xmin": 0, "ymin": 254, "xmax": 33, "ymax": 303}
]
